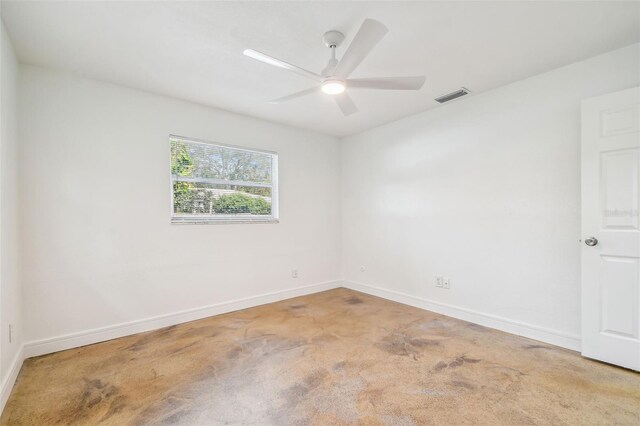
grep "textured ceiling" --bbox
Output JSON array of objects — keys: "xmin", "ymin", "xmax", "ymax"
[{"xmin": 2, "ymin": 1, "xmax": 640, "ymax": 137}]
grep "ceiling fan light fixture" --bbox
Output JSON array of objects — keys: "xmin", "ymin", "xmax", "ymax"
[{"xmin": 321, "ymin": 79, "xmax": 346, "ymax": 95}]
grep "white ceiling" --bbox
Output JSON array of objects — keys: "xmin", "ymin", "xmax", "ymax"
[{"xmin": 2, "ymin": 1, "xmax": 639, "ymax": 137}]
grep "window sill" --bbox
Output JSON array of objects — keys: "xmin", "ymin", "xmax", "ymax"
[{"xmin": 171, "ymin": 217, "xmax": 279, "ymax": 225}]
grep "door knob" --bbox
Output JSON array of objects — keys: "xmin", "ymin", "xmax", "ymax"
[{"xmin": 584, "ymin": 237, "xmax": 598, "ymax": 247}]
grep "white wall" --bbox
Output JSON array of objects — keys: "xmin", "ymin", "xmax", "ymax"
[
  {"xmin": 341, "ymin": 43, "xmax": 640, "ymax": 348},
  {"xmin": 18, "ymin": 65, "xmax": 341, "ymax": 345},
  {"xmin": 0, "ymin": 20, "xmax": 22, "ymax": 385}
]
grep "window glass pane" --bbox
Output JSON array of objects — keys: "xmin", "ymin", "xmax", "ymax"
[
  {"xmin": 170, "ymin": 137, "xmax": 277, "ymax": 223},
  {"xmin": 171, "ymin": 139, "xmax": 272, "ymax": 184},
  {"xmin": 173, "ymin": 182, "xmax": 272, "ymax": 217}
]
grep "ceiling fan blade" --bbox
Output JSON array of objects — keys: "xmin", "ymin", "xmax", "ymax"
[
  {"xmin": 334, "ymin": 92, "xmax": 358, "ymax": 116},
  {"xmin": 347, "ymin": 76, "xmax": 426, "ymax": 90},
  {"xmin": 269, "ymin": 87, "xmax": 318, "ymax": 103},
  {"xmin": 243, "ymin": 49, "xmax": 322, "ymax": 82},
  {"xmin": 333, "ymin": 19, "xmax": 388, "ymax": 80}
]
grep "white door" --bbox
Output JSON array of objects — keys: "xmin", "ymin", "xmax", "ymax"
[{"xmin": 582, "ymin": 86, "xmax": 640, "ymax": 371}]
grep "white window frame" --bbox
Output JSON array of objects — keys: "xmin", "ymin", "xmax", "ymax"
[{"xmin": 169, "ymin": 135, "xmax": 279, "ymax": 224}]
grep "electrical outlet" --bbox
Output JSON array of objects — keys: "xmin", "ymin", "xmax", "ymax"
[
  {"xmin": 291, "ymin": 269, "xmax": 298, "ymax": 278},
  {"xmin": 360, "ymin": 265, "xmax": 366, "ymax": 272},
  {"xmin": 443, "ymin": 278, "xmax": 451, "ymax": 289},
  {"xmin": 435, "ymin": 276, "xmax": 443, "ymax": 287},
  {"xmin": 8, "ymin": 324, "xmax": 12, "ymax": 343}
]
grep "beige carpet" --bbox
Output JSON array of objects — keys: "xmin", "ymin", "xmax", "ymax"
[{"xmin": 2, "ymin": 288, "xmax": 639, "ymax": 425}]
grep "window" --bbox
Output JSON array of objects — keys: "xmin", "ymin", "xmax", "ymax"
[{"xmin": 170, "ymin": 135, "xmax": 278, "ymax": 224}]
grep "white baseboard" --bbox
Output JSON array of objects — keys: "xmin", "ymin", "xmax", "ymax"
[
  {"xmin": 0, "ymin": 345, "xmax": 24, "ymax": 413},
  {"xmin": 23, "ymin": 280, "xmax": 341, "ymax": 359},
  {"xmin": 343, "ymin": 280, "xmax": 581, "ymax": 351}
]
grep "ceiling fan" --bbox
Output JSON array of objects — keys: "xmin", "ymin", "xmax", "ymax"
[{"xmin": 243, "ymin": 19, "xmax": 425, "ymax": 116}]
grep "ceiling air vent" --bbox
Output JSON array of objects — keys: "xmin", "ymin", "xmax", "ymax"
[{"xmin": 435, "ymin": 88, "xmax": 470, "ymax": 104}]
